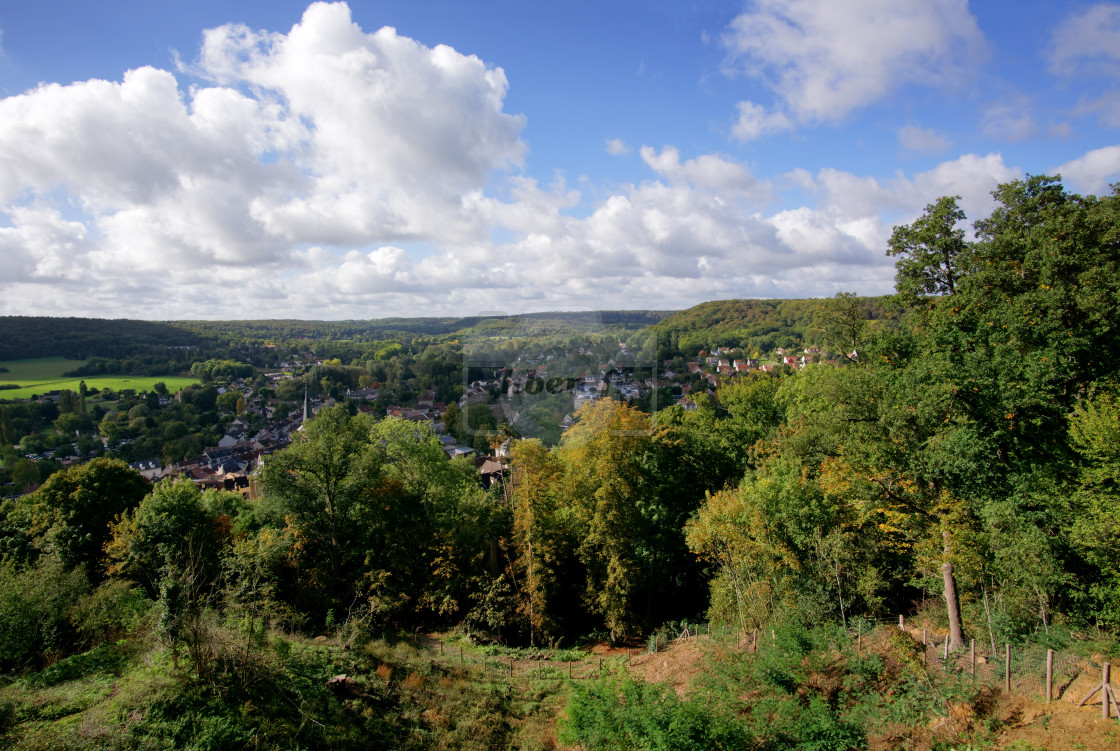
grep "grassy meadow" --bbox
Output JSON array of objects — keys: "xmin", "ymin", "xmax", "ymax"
[{"xmin": 0, "ymin": 357, "xmax": 199, "ymax": 400}]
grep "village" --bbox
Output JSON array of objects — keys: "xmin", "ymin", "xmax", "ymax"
[{"xmin": 3, "ymin": 339, "xmax": 855, "ymax": 503}]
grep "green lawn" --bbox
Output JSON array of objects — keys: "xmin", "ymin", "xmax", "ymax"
[{"xmin": 0, "ymin": 357, "xmax": 200, "ymax": 400}]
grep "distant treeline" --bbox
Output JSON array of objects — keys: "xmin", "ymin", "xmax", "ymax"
[
  {"xmin": 175, "ymin": 311, "xmax": 672, "ymax": 342},
  {"xmin": 0, "ymin": 311, "xmax": 677, "ymax": 368},
  {"xmin": 0, "ymin": 317, "xmax": 212, "ymax": 362},
  {"xmin": 651, "ymin": 296, "xmax": 901, "ymax": 357},
  {"xmin": 2, "ymin": 303, "xmax": 891, "ymax": 376}
]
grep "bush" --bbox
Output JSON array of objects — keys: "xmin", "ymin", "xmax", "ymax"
[
  {"xmin": 560, "ymin": 674, "xmax": 754, "ymax": 750},
  {"xmin": 0, "ymin": 556, "xmax": 89, "ymax": 671},
  {"xmin": 70, "ymin": 579, "xmax": 152, "ymax": 647}
]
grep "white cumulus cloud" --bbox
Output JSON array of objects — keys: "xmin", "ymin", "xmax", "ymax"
[
  {"xmin": 722, "ymin": 0, "xmax": 986, "ymax": 125},
  {"xmin": 1055, "ymin": 145, "xmax": 1120, "ymax": 195},
  {"xmin": 639, "ymin": 146, "xmax": 771, "ymax": 199},
  {"xmin": 0, "ymin": 1, "xmax": 527, "ymax": 291},
  {"xmin": 0, "ymin": 2, "xmax": 1050, "ymax": 319}
]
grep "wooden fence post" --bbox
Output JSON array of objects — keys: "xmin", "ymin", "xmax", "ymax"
[
  {"xmin": 1076, "ymin": 660, "xmax": 1119, "ymax": 718},
  {"xmin": 1105, "ymin": 663, "xmax": 1112, "ymax": 719},
  {"xmin": 568, "ymin": 660, "xmax": 572, "ymax": 679},
  {"xmin": 943, "ymin": 636, "xmax": 949, "ymax": 660},
  {"xmin": 922, "ymin": 628, "xmax": 927, "ymax": 646},
  {"xmin": 899, "ymin": 614, "xmax": 905, "ymax": 631},
  {"xmin": 1046, "ymin": 649, "xmax": 1054, "ymax": 703},
  {"xmin": 1004, "ymin": 644, "xmax": 1011, "ymax": 693},
  {"xmin": 970, "ymin": 639, "xmax": 975, "ymax": 677},
  {"xmin": 1106, "ymin": 671, "xmax": 1115, "ymax": 720},
  {"xmin": 1106, "ymin": 663, "xmax": 1112, "ymax": 720}
]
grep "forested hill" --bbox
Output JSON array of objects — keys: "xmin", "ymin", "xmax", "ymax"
[
  {"xmin": 649, "ymin": 296, "xmax": 901, "ymax": 355},
  {"xmin": 177, "ymin": 310, "xmax": 673, "ymax": 342},
  {"xmin": 0, "ymin": 301, "xmax": 915, "ymax": 366},
  {"xmin": 0, "ymin": 301, "xmax": 891, "ymax": 366},
  {"xmin": 0, "ymin": 317, "xmax": 213, "ymax": 361},
  {"xmin": 0, "ymin": 311, "xmax": 676, "ymax": 363}
]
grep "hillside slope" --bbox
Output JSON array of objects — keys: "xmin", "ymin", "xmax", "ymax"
[{"xmin": 650, "ymin": 296, "xmax": 901, "ymax": 355}]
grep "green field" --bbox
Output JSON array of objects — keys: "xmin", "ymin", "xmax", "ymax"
[{"xmin": 0, "ymin": 356, "xmax": 199, "ymax": 400}]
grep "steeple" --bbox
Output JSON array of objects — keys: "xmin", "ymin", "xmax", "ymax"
[{"xmin": 303, "ymin": 386, "xmax": 310, "ymax": 423}]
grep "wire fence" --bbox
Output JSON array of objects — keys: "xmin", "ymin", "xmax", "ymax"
[
  {"xmin": 858, "ymin": 615, "xmax": 1118, "ymax": 717},
  {"xmin": 402, "ymin": 618, "xmax": 1120, "ymax": 721}
]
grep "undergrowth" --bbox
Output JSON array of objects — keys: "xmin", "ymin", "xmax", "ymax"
[
  {"xmin": 560, "ymin": 619, "xmax": 1005, "ymax": 751},
  {"xmin": 1, "ymin": 618, "xmax": 1083, "ymax": 750},
  {"xmin": 0, "ymin": 627, "xmax": 567, "ymax": 751}
]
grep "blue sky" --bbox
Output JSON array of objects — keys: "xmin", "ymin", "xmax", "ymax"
[{"xmin": 0, "ymin": 0, "xmax": 1118, "ymax": 320}]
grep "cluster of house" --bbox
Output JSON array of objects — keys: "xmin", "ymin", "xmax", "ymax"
[
  {"xmin": 129, "ymin": 392, "xmax": 321, "ymax": 494},
  {"xmin": 130, "ymin": 384, "xmax": 503, "ymax": 497},
  {"xmin": 494, "ymin": 344, "xmax": 857, "ymax": 425},
  {"xmin": 571, "ymin": 374, "xmax": 640, "ymax": 410},
  {"xmin": 688, "ymin": 345, "xmax": 855, "ymax": 376},
  {"xmin": 463, "ymin": 365, "xmax": 646, "ymax": 434}
]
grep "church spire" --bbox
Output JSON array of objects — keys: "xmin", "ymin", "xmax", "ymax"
[{"xmin": 303, "ymin": 386, "xmax": 310, "ymax": 423}]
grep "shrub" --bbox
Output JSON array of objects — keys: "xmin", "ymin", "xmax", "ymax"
[
  {"xmin": 560, "ymin": 675, "xmax": 754, "ymax": 750},
  {"xmin": 70, "ymin": 579, "xmax": 152, "ymax": 647},
  {"xmin": 0, "ymin": 556, "xmax": 89, "ymax": 670}
]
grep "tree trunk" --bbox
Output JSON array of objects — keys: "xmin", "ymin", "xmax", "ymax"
[{"xmin": 942, "ymin": 561, "xmax": 964, "ymax": 650}]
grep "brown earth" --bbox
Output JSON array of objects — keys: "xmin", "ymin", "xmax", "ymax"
[
  {"xmin": 993, "ymin": 695, "xmax": 1120, "ymax": 750},
  {"xmin": 589, "ymin": 634, "xmax": 713, "ymax": 694}
]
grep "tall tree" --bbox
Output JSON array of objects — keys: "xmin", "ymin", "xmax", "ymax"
[
  {"xmin": 887, "ymin": 195, "xmax": 969, "ymax": 303},
  {"xmin": 1067, "ymin": 387, "xmax": 1120, "ymax": 627},
  {"xmin": 812, "ymin": 292, "xmax": 870, "ymax": 361},
  {"xmin": 105, "ymin": 479, "xmax": 226, "ymax": 597},
  {"xmin": 510, "ymin": 438, "xmax": 571, "ymax": 645},
  {"xmin": 559, "ymin": 400, "xmax": 653, "ymax": 641},
  {"xmin": 257, "ymin": 405, "xmax": 382, "ymax": 612},
  {"xmin": 18, "ymin": 457, "xmax": 149, "ymax": 577},
  {"xmin": 874, "ymin": 176, "xmax": 1120, "ymax": 641}
]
